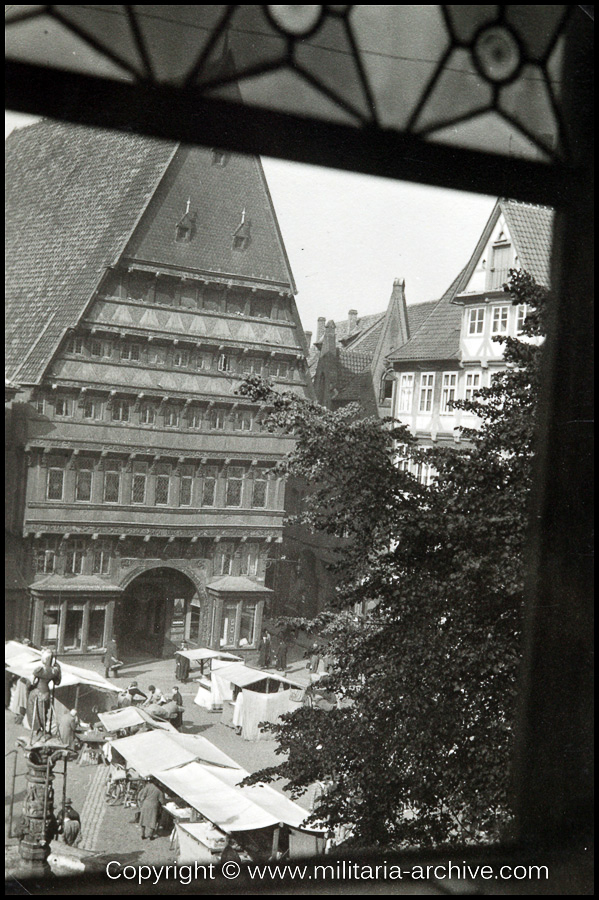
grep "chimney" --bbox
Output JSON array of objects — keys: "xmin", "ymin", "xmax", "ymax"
[
  {"xmin": 322, "ymin": 320, "xmax": 337, "ymax": 355},
  {"xmin": 348, "ymin": 309, "xmax": 358, "ymax": 335},
  {"xmin": 316, "ymin": 317, "xmax": 326, "ymax": 343},
  {"xmin": 304, "ymin": 331, "xmax": 312, "ymax": 347}
]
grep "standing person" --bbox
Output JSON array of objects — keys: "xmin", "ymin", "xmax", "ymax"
[
  {"xmin": 103, "ymin": 638, "xmax": 122, "ymax": 679},
  {"xmin": 307, "ymin": 643, "xmax": 321, "ymax": 674},
  {"xmin": 59, "ymin": 708, "xmax": 80, "ymax": 749},
  {"xmin": 276, "ymin": 638, "xmax": 288, "ymax": 673},
  {"xmin": 258, "ymin": 631, "xmax": 272, "ymax": 669},
  {"xmin": 138, "ymin": 778, "xmax": 165, "ymax": 840},
  {"xmin": 59, "ymin": 799, "xmax": 81, "ymax": 846},
  {"xmin": 175, "ymin": 642, "xmax": 191, "ymax": 683},
  {"xmin": 170, "ymin": 687, "xmax": 184, "ymax": 730}
]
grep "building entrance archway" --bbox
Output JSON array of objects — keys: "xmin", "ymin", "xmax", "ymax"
[{"xmin": 115, "ymin": 567, "xmax": 199, "ymax": 660}]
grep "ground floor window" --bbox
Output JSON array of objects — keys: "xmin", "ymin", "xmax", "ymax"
[
  {"xmin": 189, "ymin": 607, "xmax": 201, "ymax": 643},
  {"xmin": 35, "ymin": 598, "xmax": 113, "ymax": 653},
  {"xmin": 239, "ymin": 603, "xmax": 257, "ymax": 647},
  {"xmin": 218, "ymin": 599, "xmax": 261, "ymax": 649},
  {"xmin": 42, "ymin": 605, "xmax": 61, "ymax": 644},
  {"xmin": 64, "ymin": 604, "xmax": 85, "ymax": 651},
  {"xmin": 220, "ymin": 602, "xmax": 238, "ymax": 647},
  {"xmin": 87, "ymin": 605, "xmax": 107, "ymax": 650}
]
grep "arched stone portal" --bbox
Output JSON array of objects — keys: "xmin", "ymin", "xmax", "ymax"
[{"xmin": 115, "ymin": 566, "xmax": 200, "ymax": 660}]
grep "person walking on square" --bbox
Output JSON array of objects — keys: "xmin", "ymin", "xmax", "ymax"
[
  {"xmin": 138, "ymin": 778, "xmax": 165, "ymax": 840},
  {"xmin": 103, "ymin": 638, "xmax": 122, "ymax": 679},
  {"xmin": 170, "ymin": 687, "xmax": 184, "ymax": 730}
]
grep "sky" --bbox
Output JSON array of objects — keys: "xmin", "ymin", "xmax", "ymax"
[{"xmin": 6, "ymin": 110, "xmax": 495, "ymax": 339}]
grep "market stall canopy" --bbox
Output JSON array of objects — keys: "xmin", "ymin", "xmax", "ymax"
[
  {"xmin": 157, "ymin": 760, "xmax": 323, "ymax": 834},
  {"xmin": 157, "ymin": 762, "xmax": 281, "ymax": 832},
  {"xmin": 175, "ymin": 648, "xmax": 241, "ymax": 663},
  {"xmin": 109, "ymin": 730, "xmax": 242, "ymax": 777},
  {"xmin": 98, "ymin": 707, "xmax": 177, "ymax": 734},
  {"xmin": 214, "ymin": 662, "xmax": 302, "ymax": 690},
  {"xmin": 4, "ymin": 641, "xmax": 117, "ymax": 692}
]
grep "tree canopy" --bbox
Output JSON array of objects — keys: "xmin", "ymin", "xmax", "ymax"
[{"xmin": 238, "ymin": 270, "xmax": 548, "ymax": 849}]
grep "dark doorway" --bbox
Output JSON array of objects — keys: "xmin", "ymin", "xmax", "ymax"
[{"xmin": 115, "ymin": 567, "xmax": 197, "ymax": 660}]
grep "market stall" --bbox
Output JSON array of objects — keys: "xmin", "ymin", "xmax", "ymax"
[
  {"xmin": 98, "ymin": 706, "xmax": 177, "ymax": 735},
  {"xmin": 181, "ymin": 648, "xmax": 241, "ymax": 710},
  {"xmin": 210, "ymin": 662, "xmax": 303, "ymax": 741},
  {"xmin": 5, "ymin": 640, "xmax": 118, "ymax": 728}
]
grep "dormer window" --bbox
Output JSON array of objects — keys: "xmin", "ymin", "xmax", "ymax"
[
  {"xmin": 232, "ymin": 209, "xmax": 251, "ymax": 251},
  {"xmin": 175, "ymin": 199, "xmax": 195, "ymax": 243},
  {"xmin": 212, "ymin": 149, "xmax": 229, "ymax": 167}
]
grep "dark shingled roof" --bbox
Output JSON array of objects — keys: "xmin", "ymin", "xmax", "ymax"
[
  {"xmin": 6, "ymin": 120, "xmax": 175, "ymax": 384},
  {"xmin": 387, "ymin": 270, "xmax": 466, "ymax": 363},
  {"xmin": 6, "ymin": 119, "xmax": 295, "ymax": 385}
]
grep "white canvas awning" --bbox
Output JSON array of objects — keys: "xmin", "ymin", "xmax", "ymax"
[
  {"xmin": 156, "ymin": 760, "xmax": 322, "ymax": 833},
  {"xmin": 176, "ymin": 648, "xmax": 241, "ymax": 663},
  {"xmin": 4, "ymin": 642, "xmax": 117, "ymax": 692},
  {"xmin": 157, "ymin": 762, "xmax": 280, "ymax": 832},
  {"xmin": 214, "ymin": 662, "xmax": 302, "ymax": 690},
  {"xmin": 110, "ymin": 731, "xmax": 199, "ymax": 777},
  {"xmin": 98, "ymin": 707, "xmax": 177, "ymax": 733},
  {"xmin": 109, "ymin": 730, "xmax": 242, "ymax": 777}
]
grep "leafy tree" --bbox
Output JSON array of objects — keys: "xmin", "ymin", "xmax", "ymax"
[{"xmin": 239, "ymin": 271, "xmax": 548, "ymax": 849}]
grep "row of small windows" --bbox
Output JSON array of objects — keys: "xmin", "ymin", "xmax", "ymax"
[
  {"xmin": 37, "ymin": 395, "xmax": 271, "ymax": 432},
  {"xmin": 65, "ymin": 336, "xmax": 298, "ymax": 379},
  {"xmin": 34, "ymin": 538, "xmax": 263, "ymax": 579},
  {"xmin": 396, "ymin": 446, "xmax": 437, "ymax": 486},
  {"xmin": 396, "ymin": 371, "xmax": 483, "ymax": 415},
  {"xmin": 100, "ymin": 270, "xmax": 292, "ymax": 321},
  {"xmin": 45, "ymin": 463, "xmax": 272, "ymax": 509},
  {"xmin": 467, "ymin": 304, "xmax": 526, "ymax": 336}
]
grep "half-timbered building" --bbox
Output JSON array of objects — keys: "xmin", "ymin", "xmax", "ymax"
[{"xmin": 5, "ymin": 119, "xmax": 312, "ymax": 659}]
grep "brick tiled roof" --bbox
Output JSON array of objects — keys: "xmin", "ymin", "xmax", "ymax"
[
  {"xmin": 502, "ymin": 199, "xmax": 554, "ymax": 287},
  {"xmin": 6, "ymin": 120, "xmax": 296, "ymax": 385},
  {"xmin": 387, "ymin": 270, "xmax": 467, "ymax": 363}
]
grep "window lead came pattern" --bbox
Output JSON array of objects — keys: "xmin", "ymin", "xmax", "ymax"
[
  {"xmin": 47, "ymin": 467, "xmax": 64, "ymax": 501},
  {"xmin": 225, "ymin": 467, "xmax": 244, "ymax": 507},
  {"xmin": 104, "ymin": 469, "xmax": 120, "ymax": 503}
]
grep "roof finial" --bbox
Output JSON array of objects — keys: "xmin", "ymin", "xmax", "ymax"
[
  {"xmin": 185, "ymin": 197, "xmax": 191, "ymax": 215},
  {"xmin": 241, "ymin": 207, "xmax": 246, "ymax": 224}
]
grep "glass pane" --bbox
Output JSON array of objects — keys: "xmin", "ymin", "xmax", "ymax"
[
  {"xmin": 64, "ymin": 607, "xmax": 84, "ymax": 651},
  {"xmin": 239, "ymin": 604, "xmax": 257, "ymax": 646},
  {"xmin": 190, "ymin": 609, "xmax": 201, "ymax": 643},
  {"xmin": 155, "ymin": 475, "xmax": 170, "ymax": 505},
  {"xmin": 76, "ymin": 469, "xmax": 92, "ymax": 501},
  {"xmin": 220, "ymin": 602, "xmax": 238, "ymax": 647},
  {"xmin": 87, "ymin": 607, "xmax": 106, "ymax": 650},
  {"xmin": 42, "ymin": 607, "xmax": 60, "ymax": 643}
]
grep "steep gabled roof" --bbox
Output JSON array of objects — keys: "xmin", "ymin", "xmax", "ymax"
[
  {"xmin": 5, "ymin": 120, "xmax": 176, "ymax": 384},
  {"xmin": 5, "ymin": 119, "xmax": 297, "ymax": 386},
  {"xmin": 388, "ymin": 198, "xmax": 554, "ymax": 365},
  {"xmin": 123, "ymin": 145, "xmax": 296, "ymax": 290},
  {"xmin": 501, "ymin": 199, "xmax": 554, "ymax": 286},
  {"xmin": 387, "ymin": 269, "xmax": 467, "ymax": 363}
]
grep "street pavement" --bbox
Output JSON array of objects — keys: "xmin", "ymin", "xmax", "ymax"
[{"xmin": 5, "ymin": 655, "xmax": 316, "ymax": 876}]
